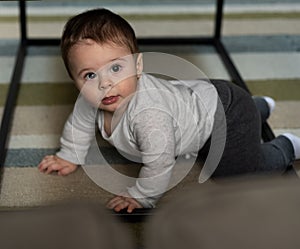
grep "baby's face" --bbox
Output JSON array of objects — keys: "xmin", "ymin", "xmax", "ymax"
[{"xmin": 68, "ymin": 39, "xmax": 141, "ymax": 113}]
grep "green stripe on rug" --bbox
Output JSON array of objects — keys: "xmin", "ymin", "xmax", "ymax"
[
  {"xmin": 0, "ymin": 12, "xmax": 300, "ymax": 23},
  {"xmin": 0, "ymin": 79, "xmax": 299, "ymax": 106},
  {"xmin": 0, "ymin": 85, "xmax": 8, "ymax": 106},
  {"xmin": 0, "ymin": 83, "xmax": 78, "ymax": 106},
  {"xmin": 246, "ymin": 79, "xmax": 300, "ymax": 100}
]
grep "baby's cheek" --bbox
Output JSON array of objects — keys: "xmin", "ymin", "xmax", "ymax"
[{"xmin": 80, "ymin": 83, "xmax": 105, "ymax": 107}]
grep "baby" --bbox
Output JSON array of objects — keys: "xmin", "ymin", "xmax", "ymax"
[{"xmin": 38, "ymin": 8, "xmax": 300, "ymax": 213}]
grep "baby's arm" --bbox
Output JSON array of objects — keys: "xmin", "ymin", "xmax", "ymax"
[
  {"xmin": 38, "ymin": 155, "xmax": 77, "ymax": 176},
  {"xmin": 105, "ymin": 109, "xmax": 176, "ymax": 212},
  {"xmin": 126, "ymin": 109, "xmax": 177, "ymax": 209},
  {"xmin": 38, "ymin": 96, "xmax": 97, "ymax": 176}
]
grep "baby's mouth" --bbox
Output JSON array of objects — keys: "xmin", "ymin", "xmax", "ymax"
[{"xmin": 101, "ymin": 95, "xmax": 120, "ymax": 105}]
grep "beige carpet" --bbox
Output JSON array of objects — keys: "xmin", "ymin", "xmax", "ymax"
[
  {"xmin": 0, "ymin": 161, "xmax": 207, "ymax": 208},
  {"xmin": 1, "ymin": 161, "xmax": 299, "ymax": 208}
]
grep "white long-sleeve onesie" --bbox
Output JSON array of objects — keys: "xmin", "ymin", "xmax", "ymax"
[{"xmin": 57, "ymin": 73, "xmax": 218, "ymax": 207}]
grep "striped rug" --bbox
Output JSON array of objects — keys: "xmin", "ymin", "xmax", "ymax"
[{"xmin": 1, "ymin": 2, "xmax": 300, "ymax": 208}]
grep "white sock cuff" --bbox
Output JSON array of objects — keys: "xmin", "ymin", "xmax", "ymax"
[
  {"xmin": 282, "ymin": 133, "xmax": 300, "ymax": 160},
  {"xmin": 262, "ymin": 96, "xmax": 276, "ymax": 114}
]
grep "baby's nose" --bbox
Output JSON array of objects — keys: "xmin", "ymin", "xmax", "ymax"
[{"xmin": 98, "ymin": 75, "xmax": 113, "ymax": 90}]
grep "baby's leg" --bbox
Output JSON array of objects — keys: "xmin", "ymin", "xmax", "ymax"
[
  {"xmin": 201, "ymin": 80, "xmax": 297, "ymax": 177},
  {"xmin": 282, "ymin": 133, "xmax": 300, "ymax": 160},
  {"xmin": 260, "ymin": 135, "xmax": 295, "ymax": 172},
  {"xmin": 208, "ymin": 80, "xmax": 262, "ymax": 177},
  {"xmin": 260, "ymin": 133, "xmax": 300, "ymax": 172},
  {"xmin": 252, "ymin": 97, "xmax": 300, "ymax": 171},
  {"xmin": 252, "ymin": 96, "xmax": 275, "ymax": 123}
]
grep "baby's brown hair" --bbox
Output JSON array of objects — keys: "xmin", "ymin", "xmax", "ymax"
[{"xmin": 61, "ymin": 8, "xmax": 139, "ymax": 78}]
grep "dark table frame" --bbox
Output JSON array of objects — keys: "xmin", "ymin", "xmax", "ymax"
[{"xmin": 0, "ymin": 0, "xmax": 275, "ymax": 221}]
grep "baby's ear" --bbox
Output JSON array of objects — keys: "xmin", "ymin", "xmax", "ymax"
[{"xmin": 136, "ymin": 53, "xmax": 143, "ymax": 76}]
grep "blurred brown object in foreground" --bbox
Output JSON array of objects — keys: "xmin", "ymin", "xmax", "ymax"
[
  {"xmin": 0, "ymin": 202, "xmax": 134, "ymax": 249},
  {"xmin": 146, "ymin": 175, "xmax": 300, "ymax": 249}
]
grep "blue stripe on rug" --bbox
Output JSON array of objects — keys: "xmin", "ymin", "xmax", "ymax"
[
  {"xmin": 5, "ymin": 148, "xmax": 134, "ymax": 167},
  {"xmin": 1, "ymin": 0, "xmax": 299, "ymax": 8},
  {"xmin": 1, "ymin": 35, "xmax": 300, "ymax": 56}
]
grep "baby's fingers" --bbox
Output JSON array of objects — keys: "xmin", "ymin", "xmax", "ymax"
[
  {"xmin": 57, "ymin": 165, "xmax": 77, "ymax": 176},
  {"xmin": 124, "ymin": 197, "xmax": 142, "ymax": 213},
  {"xmin": 44, "ymin": 162, "xmax": 65, "ymax": 174},
  {"xmin": 106, "ymin": 196, "xmax": 124, "ymax": 209},
  {"xmin": 114, "ymin": 202, "xmax": 130, "ymax": 212},
  {"xmin": 39, "ymin": 157, "xmax": 64, "ymax": 174},
  {"xmin": 38, "ymin": 155, "xmax": 55, "ymax": 170},
  {"xmin": 127, "ymin": 203, "xmax": 137, "ymax": 213}
]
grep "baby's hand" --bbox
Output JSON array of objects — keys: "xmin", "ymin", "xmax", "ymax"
[
  {"xmin": 38, "ymin": 155, "xmax": 78, "ymax": 176},
  {"xmin": 107, "ymin": 195, "xmax": 143, "ymax": 213}
]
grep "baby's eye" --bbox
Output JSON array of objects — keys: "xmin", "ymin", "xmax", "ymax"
[
  {"xmin": 110, "ymin": 64, "xmax": 122, "ymax": 73},
  {"xmin": 84, "ymin": 72, "xmax": 97, "ymax": 80}
]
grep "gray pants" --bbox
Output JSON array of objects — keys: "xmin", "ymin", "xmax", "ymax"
[{"xmin": 199, "ymin": 80, "xmax": 295, "ymax": 177}]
